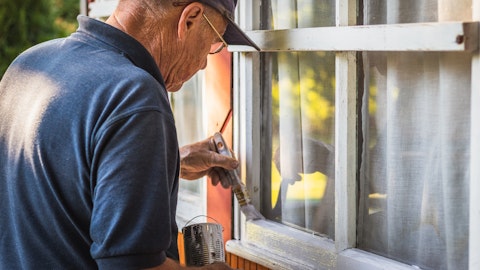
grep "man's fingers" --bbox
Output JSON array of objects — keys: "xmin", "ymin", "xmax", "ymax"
[
  {"xmin": 209, "ymin": 169, "xmax": 221, "ymax": 186},
  {"xmin": 207, "ymin": 167, "xmax": 235, "ymax": 188},
  {"xmin": 219, "ymin": 168, "xmax": 233, "ymax": 188},
  {"xmin": 182, "ymin": 150, "xmax": 237, "ymax": 170},
  {"xmin": 179, "ymin": 137, "xmax": 239, "ymax": 182},
  {"xmin": 208, "ymin": 152, "xmax": 239, "ymax": 170},
  {"xmin": 180, "ymin": 169, "xmax": 209, "ymax": 180}
]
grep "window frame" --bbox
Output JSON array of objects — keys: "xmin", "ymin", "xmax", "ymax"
[
  {"xmin": 227, "ymin": 0, "xmax": 480, "ymax": 269},
  {"xmin": 470, "ymin": 4, "xmax": 480, "ymax": 270}
]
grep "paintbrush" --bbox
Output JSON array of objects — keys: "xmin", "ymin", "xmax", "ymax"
[{"xmin": 212, "ymin": 132, "xmax": 265, "ymax": 221}]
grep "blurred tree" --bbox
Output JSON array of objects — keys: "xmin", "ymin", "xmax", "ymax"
[{"xmin": 0, "ymin": 0, "xmax": 79, "ymax": 78}]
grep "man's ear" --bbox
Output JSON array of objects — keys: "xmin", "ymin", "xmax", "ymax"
[{"xmin": 177, "ymin": 2, "xmax": 204, "ymax": 41}]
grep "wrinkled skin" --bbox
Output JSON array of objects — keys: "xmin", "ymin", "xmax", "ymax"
[{"xmin": 179, "ymin": 136, "xmax": 238, "ymax": 188}]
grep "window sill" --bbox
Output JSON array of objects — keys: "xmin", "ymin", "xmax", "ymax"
[
  {"xmin": 226, "ymin": 239, "xmax": 315, "ymax": 270},
  {"xmin": 226, "ymin": 219, "xmax": 420, "ymax": 270},
  {"xmin": 338, "ymin": 249, "xmax": 422, "ymax": 270},
  {"xmin": 226, "ymin": 219, "xmax": 336, "ymax": 270}
]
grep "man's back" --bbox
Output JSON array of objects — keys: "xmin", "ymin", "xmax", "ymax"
[{"xmin": 0, "ymin": 16, "xmax": 180, "ymax": 269}]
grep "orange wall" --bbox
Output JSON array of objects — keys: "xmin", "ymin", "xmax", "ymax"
[
  {"xmin": 179, "ymin": 50, "xmax": 267, "ymax": 269},
  {"xmin": 205, "ymin": 50, "xmax": 233, "ymax": 245},
  {"xmin": 177, "ymin": 49, "xmax": 233, "ymax": 267}
]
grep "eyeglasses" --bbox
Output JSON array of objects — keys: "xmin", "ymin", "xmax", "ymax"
[
  {"xmin": 172, "ymin": 2, "xmax": 228, "ymax": 54},
  {"xmin": 202, "ymin": 13, "xmax": 228, "ymax": 54}
]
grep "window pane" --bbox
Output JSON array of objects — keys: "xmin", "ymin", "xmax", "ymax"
[
  {"xmin": 364, "ymin": 0, "xmax": 472, "ymax": 25},
  {"xmin": 260, "ymin": 0, "xmax": 336, "ymax": 239},
  {"xmin": 261, "ymin": 51, "xmax": 336, "ymax": 238},
  {"xmin": 358, "ymin": 51, "xmax": 471, "ymax": 269},
  {"xmin": 269, "ymin": 0, "xmax": 335, "ymax": 29},
  {"xmin": 171, "ymin": 73, "xmax": 205, "ymax": 190},
  {"xmin": 170, "ymin": 73, "xmax": 207, "ymax": 227}
]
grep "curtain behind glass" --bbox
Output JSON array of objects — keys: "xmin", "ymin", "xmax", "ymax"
[
  {"xmin": 264, "ymin": 0, "xmax": 336, "ymax": 238},
  {"xmin": 359, "ymin": 1, "xmax": 471, "ymax": 268}
]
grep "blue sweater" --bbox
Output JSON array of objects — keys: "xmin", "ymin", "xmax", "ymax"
[{"xmin": 0, "ymin": 15, "xmax": 180, "ymax": 269}]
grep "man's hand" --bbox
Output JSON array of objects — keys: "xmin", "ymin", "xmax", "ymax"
[{"xmin": 179, "ymin": 136, "xmax": 239, "ymax": 188}]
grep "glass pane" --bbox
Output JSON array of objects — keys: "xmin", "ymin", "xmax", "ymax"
[
  {"xmin": 170, "ymin": 72, "xmax": 207, "ymax": 227},
  {"xmin": 358, "ymin": 51, "xmax": 471, "ymax": 270},
  {"xmin": 171, "ymin": 72, "xmax": 205, "ymax": 191},
  {"xmin": 262, "ymin": 51, "xmax": 336, "ymax": 238},
  {"xmin": 364, "ymin": 0, "xmax": 472, "ymax": 25},
  {"xmin": 269, "ymin": 0, "xmax": 335, "ymax": 29},
  {"xmin": 261, "ymin": 0, "xmax": 336, "ymax": 239}
]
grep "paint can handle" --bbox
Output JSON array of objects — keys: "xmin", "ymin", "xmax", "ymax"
[{"xmin": 183, "ymin": 215, "xmax": 221, "ymax": 228}]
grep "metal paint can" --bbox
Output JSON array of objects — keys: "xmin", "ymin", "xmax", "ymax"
[{"xmin": 182, "ymin": 220, "xmax": 225, "ymax": 266}]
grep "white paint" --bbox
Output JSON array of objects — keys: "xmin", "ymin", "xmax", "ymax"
[
  {"xmin": 334, "ymin": 0, "xmax": 357, "ymax": 253},
  {"xmin": 227, "ymin": 219, "xmax": 336, "ymax": 270},
  {"xmin": 335, "ymin": 52, "xmax": 357, "ymax": 253},
  {"xmin": 470, "ymin": 1, "xmax": 480, "ymax": 269},
  {"xmin": 338, "ymin": 249, "xmax": 420, "ymax": 270},
  {"xmin": 229, "ymin": 22, "xmax": 479, "ymax": 52}
]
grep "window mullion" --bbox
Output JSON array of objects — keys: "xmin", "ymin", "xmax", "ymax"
[
  {"xmin": 335, "ymin": 0, "xmax": 357, "ymax": 253},
  {"xmin": 334, "ymin": 52, "xmax": 357, "ymax": 252},
  {"xmin": 470, "ymin": 2, "xmax": 480, "ymax": 269},
  {"xmin": 469, "ymin": 44, "xmax": 480, "ymax": 270},
  {"xmin": 233, "ymin": 0, "xmax": 262, "ymax": 240}
]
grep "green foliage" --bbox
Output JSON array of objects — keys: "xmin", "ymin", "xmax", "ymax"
[
  {"xmin": 0, "ymin": 0, "xmax": 79, "ymax": 77},
  {"xmin": 271, "ymin": 51, "xmax": 336, "ymax": 144}
]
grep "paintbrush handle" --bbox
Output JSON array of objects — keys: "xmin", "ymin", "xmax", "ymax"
[
  {"xmin": 212, "ymin": 132, "xmax": 265, "ymax": 221},
  {"xmin": 212, "ymin": 132, "xmax": 251, "ymax": 205}
]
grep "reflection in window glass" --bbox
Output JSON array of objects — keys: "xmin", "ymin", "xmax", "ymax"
[
  {"xmin": 358, "ymin": 51, "xmax": 471, "ymax": 270},
  {"xmin": 267, "ymin": 52, "xmax": 335, "ymax": 238},
  {"xmin": 261, "ymin": 0, "xmax": 336, "ymax": 239},
  {"xmin": 269, "ymin": 0, "xmax": 335, "ymax": 29},
  {"xmin": 170, "ymin": 73, "xmax": 206, "ymax": 227},
  {"xmin": 364, "ymin": 0, "xmax": 472, "ymax": 25},
  {"xmin": 364, "ymin": 0, "xmax": 438, "ymax": 24}
]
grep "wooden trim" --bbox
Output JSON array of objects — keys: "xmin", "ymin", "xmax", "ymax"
[
  {"xmin": 229, "ymin": 22, "xmax": 479, "ymax": 52},
  {"xmin": 334, "ymin": 0, "xmax": 358, "ymax": 253},
  {"xmin": 470, "ymin": 2, "xmax": 480, "ymax": 269},
  {"xmin": 227, "ymin": 220, "xmax": 337, "ymax": 270},
  {"xmin": 227, "ymin": 252, "xmax": 271, "ymax": 270}
]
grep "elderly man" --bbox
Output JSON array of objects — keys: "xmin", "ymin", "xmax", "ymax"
[{"xmin": 0, "ymin": 0, "xmax": 258, "ymax": 269}]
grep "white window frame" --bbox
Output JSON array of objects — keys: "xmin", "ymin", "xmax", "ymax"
[{"xmin": 227, "ymin": 0, "xmax": 480, "ymax": 269}]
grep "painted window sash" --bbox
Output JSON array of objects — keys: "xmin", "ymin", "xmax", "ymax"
[
  {"xmin": 228, "ymin": 0, "xmax": 480, "ymax": 269},
  {"xmin": 229, "ymin": 22, "xmax": 478, "ymax": 52}
]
